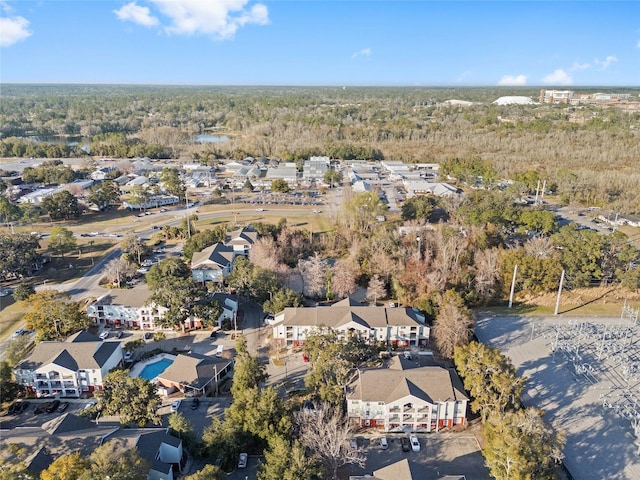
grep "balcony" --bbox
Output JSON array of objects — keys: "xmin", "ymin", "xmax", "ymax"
[{"xmin": 389, "ymin": 406, "xmax": 401, "ymax": 413}]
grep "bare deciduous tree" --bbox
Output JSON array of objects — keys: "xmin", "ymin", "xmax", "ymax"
[
  {"xmin": 104, "ymin": 257, "xmax": 136, "ymax": 288},
  {"xmin": 428, "ymin": 226, "xmax": 469, "ymax": 291},
  {"xmin": 524, "ymin": 236, "xmax": 555, "ymax": 259},
  {"xmin": 433, "ymin": 290, "xmax": 475, "ymax": 359},
  {"xmin": 296, "ymin": 405, "xmax": 365, "ymax": 480},
  {"xmin": 474, "ymin": 247, "xmax": 501, "ymax": 302},
  {"xmin": 366, "ymin": 274, "xmax": 386, "ymax": 305},
  {"xmin": 332, "ymin": 260, "xmax": 357, "ymax": 299},
  {"xmin": 298, "ymin": 253, "xmax": 328, "ymax": 298},
  {"xmin": 249, "ymin": 236, "xmax": 282, "ymax": 272}
]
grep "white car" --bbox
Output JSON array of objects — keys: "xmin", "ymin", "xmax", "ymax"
[
  {"xmin": 99, "ymin": 331, "xmax": 109, "ymax": 340},
  {"xmin": 123, "ymin": 351, "xmax": 133, "ymax": 362},
  {"xmin": 255, "ymin": 208, "xmax": 265, "ymax": 212},
  {"xmin": 410, "ymin": 435, "xmax": 420, "ymax": 452},
  {"xmin": 238, "ymin": 452, "xmax": 248, "ymax": 469},
  {"xmin": 170, "ymin": 400, "xmax": 181, "ymax": 412},
  {"xmin": 379, "ymin": 436, "xmax": 388, "ymax": 450}
]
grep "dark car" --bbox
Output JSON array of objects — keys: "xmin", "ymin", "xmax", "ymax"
[
  {"xmin": 209, "ymin": 329, "xmax": 217, "ymax": 338},
  {"xmin": 46, "ymin": 400, "xmax": 60, "ymax": 413},
  {"xmin": 57, "ymin": 401, "xmax": 70, "ymax": 413},
  {"xmin": 15, "ymin": 401, "xmax": 29, "ymax": 414},
  {"xmin": 191, "ymin": 397, "xmax": 200, "ymax": 410},
  {"xmin": 401, "ymin": 436, "xmax": 411, "ymax": 452},
  {"xmin": 34, "ymin": 403, "xmax": 49, "ymax": 415}
]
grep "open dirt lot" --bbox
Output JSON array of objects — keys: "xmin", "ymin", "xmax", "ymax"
[{"xmin": 476, "ymin": 311, "xmax": 640, "ymax": 480}]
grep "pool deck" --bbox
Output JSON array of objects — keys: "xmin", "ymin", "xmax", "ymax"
[{"xmin": 129, "ymin": 353, "xmax": 177, "ymax": 379}]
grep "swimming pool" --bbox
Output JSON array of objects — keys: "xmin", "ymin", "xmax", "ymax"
[{"xmin": 138, "ymin": 358, "xmax": 174, "ymax": 380}]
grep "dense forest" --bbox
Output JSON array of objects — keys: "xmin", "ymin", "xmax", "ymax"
[{"xmin": 1, "ymin": 84, "xmax": 639, "ymax": 213}]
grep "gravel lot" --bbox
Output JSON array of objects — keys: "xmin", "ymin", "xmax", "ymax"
[{"xmin": 476, "ymin": 312, "xmax": 640, "ymax": 480}]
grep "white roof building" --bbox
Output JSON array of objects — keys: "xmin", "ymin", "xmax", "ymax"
[{"xmin": 492, "ymin": 96, "xmax": 539, "ymax": 105}]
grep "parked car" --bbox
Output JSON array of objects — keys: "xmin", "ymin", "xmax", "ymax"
[
  {"xmin": 410, "ymin": 435, "xmax": 420, "ymax": 452},
  {"xmin": 115, "ymin": 329, "xmax": 123, "ymax": 338},
  {"xmin": 46, "ymin": 400, "xmax": 60, "ymax": 413},
  {"xmin": 191, "ymin": 397, "xmax": 200, "ymax": 410},
  {"xmin": 349, "ymin": 438, "xmax": 358, "ymax": 449},
  {"xmin": 57, "ymin": 401, "xmax": 70, "ymax": 413},
  {"xmin": 170, "ymin": 400, "xmax": 181, "ymax": 412},
  {"xmin": 401, "ymin": 436, "xmax": 410, "ymax": 452},
  {"xmin": 144, "ymin": 332, "xmax": 153, "ymax": 341},
  {"xmin": 99, "ymin": 331, "xmax": 109, "ymax": 340},
  {"xmin": 124, "ymin": 351, "xmax": 133, "ymax": 362},
  {"xmin": 8, "ymin": 401, "xmax": 28, "ymax": 415},
  {"xmin": 12, "ymin": 327, "xmax": 25, "ymax": 338},
  {"xmin": 379, "ymin": 436, "xmax": 388, "ymax": 450},
  {"xmin": 238, "ymin": 452, "xmax": 248, "ymax": 469}
]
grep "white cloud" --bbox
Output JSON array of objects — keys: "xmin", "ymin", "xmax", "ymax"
[
  {"xmin": 569, "ymin": 61, "xmax": 591, "ymax": 72},
  {"xmin": 352, "ymin": 48, "xmax": 371, "ymax": 59},
  {"xmin": 149, "ymin": 0, "xmax": 269, "ymax": 39},
  {"xmin": 0, "ymin": 15, "xmax": 31, "ymax": 47},
  {"xmin": 497, "ymin": 74, "xmax": 527, "ymax": 86},
  {"xmin": 543, "ymin": 69, "xmax": 573, "ymax": 85},
  {"xmin": 114, "ymin": 2, "xmax": 159, "ymax": 27},
  {"xmin": 637, "ymin": 39, "xmax": 640, "ymax": 48},
  {"xmin": 595, "ymin": 55, "xmax": 617, "ymax": 69}
]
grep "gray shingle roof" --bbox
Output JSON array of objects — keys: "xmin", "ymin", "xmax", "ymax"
[
  {"xmin": 191, "ymin": 242, "xmax": 234, "ymax": 270},
  {"xmin": 157, "ymin": 353, "xmax": 231, "ymax": 390},
  {"xmin": 279, "ymin": 304, "xmax": 421, "ymax": 329},
  {"xmin": 16, "ymin": 339, "xmax": 120, "ymax": 371},
  {"xmin": 92, "ymin": 285, "xmax": 152, "ymax": 308},
  {"xmin": 225, "ymin": 226, "xmax": 258, "ymax": 246},
  {"xmin": 347, "ymin": 356, "xmax": 468, "ymax": 404}
]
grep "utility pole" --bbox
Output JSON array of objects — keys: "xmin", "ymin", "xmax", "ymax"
[
  {"xmin": 554, "ymin": 269, "xmax": 565, "ymax": 315},
  {"xmin": 185, "ymin": 189, "xmax": 191, "ymax": 239},
  {"xmin": 508, "ymin": 264, "xmax": 518, "ymax": 308}
]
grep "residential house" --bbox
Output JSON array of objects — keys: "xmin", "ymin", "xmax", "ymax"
[
  {"xmin": 271, "ymin": 298, "xmax": 429, "ymax": 348},
  {"xmin": 102, "ymin": 429, "xmax": 185, "ymax": 480},
  {"xmin": 346, "ymin": 355, "xmax": 468, "ymax": 432},
  {"xmin": 87, "ymin": 285, "xmax": 168, "ymax": 330},
  {"xmin": 190, "ymin": 242, "xmax": 235, "ymax": 284},
  {"xmin": 156, "ymin": 352, "xmax": 234, "ymax": 397},
  {"xmin": 90, "ymin": 167, "xmax": 116, "ymax": 181},
  {"xmin": 0, "ymin": 413, "xmax": 118, "ymax": 476},
  {"xmin": 225, "ymin": 225, "xmax": 258, "ymax": 256},
  {"xmin": 13, "ymin": 331, "xmax": 123, "ymax": 397}
]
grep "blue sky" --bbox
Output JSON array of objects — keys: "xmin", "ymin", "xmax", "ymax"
[{"xmin": 1, "ymin": 1, "xmax": 639, "ymax": 86}]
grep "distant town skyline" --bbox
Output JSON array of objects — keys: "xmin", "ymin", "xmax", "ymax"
[{"xmin": 1, "ymin": 1, "xmax": 639, "ymax": 86}]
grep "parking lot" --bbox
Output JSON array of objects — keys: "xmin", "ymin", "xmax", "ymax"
[{"xmin": 341, "ymin": 432, "xmax": 490, "ymax": 480}]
